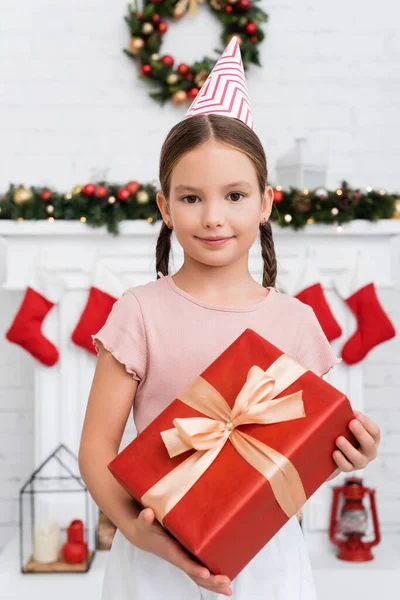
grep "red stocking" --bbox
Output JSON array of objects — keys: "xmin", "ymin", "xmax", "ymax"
[
  {"xmin": 5, "ymin": 267, "xmax": 65, "ymax": 366},
  {"xmin": 71, "ymin": 261, "xmax": 125, "ymax": 354}
]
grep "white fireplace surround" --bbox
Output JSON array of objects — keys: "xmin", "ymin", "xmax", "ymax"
[{"xmin": 0, "ymin": 219, "xmax": 399, "ymax": 579}]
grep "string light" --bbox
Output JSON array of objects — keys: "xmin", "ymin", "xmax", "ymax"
[
  {"xmin": 275, "ymin": 185, "xmax": 282, "ymax": 191},
  {"xmin": 303, "ymin": 189, "xmax": 309, "ymax": 195},
  {"xmin": 48, "ymin": 217, "xmax": 55, "ymax": 222},
  {"xmin": 17, "ymin": 217, "xmax": 24, "ymax": 222},
  {"xmin": 367, "ymin": 186, "xmax": 373, "ymax": 192},
  {"xmin": 331, "ymin": 208, "xmax": 339, "ymax": 216},
  {"xmin": 336, "ymin": 189, "xmax": 343, "ymax": 196},
  {"xmin": 147, "ymin": 217, "xmax": 153, "ymax": 223},
  {"xmin": 108, "ymin": 196, "xmax": 116, "ymax": 204},
  {"xmin": 307, "ymin": 217, "xmax": 315, "ymax": 224},
  {"xmin": 80, "ymin": 216, "xmax": 86, "ymax": 223},
  {"xmin": 284, "ymin": 214, "xmax": 292, "ymax": 223},
  {"xmin": 65, "ymin": 193, "xmax": 72, "ymax": 200},
  {"xmin": 379, "ymin": 189, "xmax": 386, "ymax": 195},
  {"xmin": 336, "ymin": 225, "xmax": 343, "ymax": 233}
]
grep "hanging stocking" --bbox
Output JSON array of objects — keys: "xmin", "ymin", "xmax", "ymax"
[
  {"xmin": 5, "ymin": 267, "xmax": 66, "ymax": 366},
  {"xmin": 335, "ymin": 255, "xmax": 396, "ymax": 365},
  {"xmin": 278, "ymin": 253, "xmax": 342, "ymax": 342},
  {"xmin": 71, "ymin": 260, "xmax": 125, "ymax": 354}
]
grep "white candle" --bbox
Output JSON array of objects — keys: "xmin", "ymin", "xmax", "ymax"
[{"xmin": 33, "ymin": 521, "xmax": 61, "ymax": 563}]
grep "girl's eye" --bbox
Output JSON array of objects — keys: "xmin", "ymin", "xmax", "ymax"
[
  {"xmin": 182, "ymin": 195, "xmax": 199, "ymax": 204},
  {"xmin": 228, "ymin": 192, "xmax": 245, "ymax": 202}
]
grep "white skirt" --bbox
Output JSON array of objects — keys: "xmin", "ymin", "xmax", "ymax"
[{"xmin": 101, "ymin": 516, "xmax": 317, "ymax": 600}]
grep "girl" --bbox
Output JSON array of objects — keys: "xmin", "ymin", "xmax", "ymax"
[{"xmin": 79, "ymin": 40, "xmax": 380, "ymax": 600}]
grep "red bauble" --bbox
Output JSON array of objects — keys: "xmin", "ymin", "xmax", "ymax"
[
  {"xmin": 245, "ymin": 22, "xmax": 257, "ymax": 35},
  {"xmin": 188, "ymin": 88, "xmax": 199, "ymax": 99},
  {"xmin": 186, "ymin": 73, "xmax": 194, "ymax": 81},
  {"xmin": 177, "ymin": 63, "xmax": 189, "ymax": 75},
  {"xmin": 250, "ymin": 36, "xmax": 258, "ymax": 43},
  {"xmin": 117, "ymin": 188, "xmax": 130, "ymax": 201},
  {"xmin": 140, "ymin": 64, "xmax": 152, "ymax": 76},
  {"xmin": 41, "ymin": 190, "xmax": 51, "ymax": 201},
  {"xmin": 273, "ymin": 189, "xmax": 284, "ymax": 203},
  {"xmin": 126, "ymin": 181, "xmax": 140, "ymax": 194},
  {"xmin": 238, "ymin": 0, "xmax": 250, "ymax": 10},
  {"xmin": 161, "ymin": 55, "xmax": 174, "ymax": 67},
  {"xmin": 225, "ymin": 5, "xmax": 233, "ymax": 12},
  {"xmin": 95, "ymin": 185, "xmax": 108, "ymax": 199},
  {"xmin": 136, "ymin": 11, "xmax": 143, "ymax": 18},
  {"xmin": 152, "ymin": 13, "xmax": 161, "ymax": 24},
  {"xmin": 82, "ymin": 184, "xmax": 95, "ymax": 196},
  {"xmin": 158, "ymin": 22, "xmax": 168, "ymax": 33}
]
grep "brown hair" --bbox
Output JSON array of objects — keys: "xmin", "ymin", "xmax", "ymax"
[{"xmin": 156, "ymin": 114, "xmax": 277, "ymax": 288}]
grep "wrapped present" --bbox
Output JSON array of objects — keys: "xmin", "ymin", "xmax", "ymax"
[{"xmin": 108, "ymin": 328, "xmax": 355, "ymax": 580}]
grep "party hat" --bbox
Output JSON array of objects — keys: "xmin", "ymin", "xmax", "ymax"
[{"xmin": 183, "ymin": 36, "xmax": 254, "ymax": 129}]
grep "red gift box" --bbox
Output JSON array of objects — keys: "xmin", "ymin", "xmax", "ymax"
[{"xmin": 108, "ymin": 328, "xmax": 355, "ymax": 580}]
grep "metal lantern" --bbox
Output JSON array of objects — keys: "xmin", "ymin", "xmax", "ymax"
[
  {"xmin": 19, "ymin": 444, "xmax": 97, "ymax": 573},
  {"xmin": 275, "ymin": 137, "xmax": 327, "ymax": 190},
  {"xmin": 329, "ymin": 477, "xmax": 381, "ymax": 562}
]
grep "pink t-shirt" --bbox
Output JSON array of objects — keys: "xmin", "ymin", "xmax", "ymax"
[{"xmin": 92, "ymin": 274, "xmax": 340, "ymax": 435}]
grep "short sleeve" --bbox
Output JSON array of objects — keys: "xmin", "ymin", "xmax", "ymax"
[
  {"xmin": 91, "ymin": 290, "xmax": 147, "ymax": 382},
  {"xmin": 295, "ymin": 305, "xmax": 341, "ymax": 376}
]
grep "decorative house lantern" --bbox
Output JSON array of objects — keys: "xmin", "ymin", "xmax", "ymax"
[
  {"xmin": 19, "ymin": 444, "xmax": 97, "ymax": 573},
  {"xmin": 275, "ymin": 138, "xmax": 328, "ymax": 190}
]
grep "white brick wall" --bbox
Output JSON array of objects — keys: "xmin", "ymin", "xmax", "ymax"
[{"xmin": 0, "ymin": 0, "xmax": 399, "ymax": 549}]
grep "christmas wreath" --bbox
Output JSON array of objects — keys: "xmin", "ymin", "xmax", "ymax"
[{"xmin": 124, "ymin": 0, "xmax": 268, "ymax": 105}]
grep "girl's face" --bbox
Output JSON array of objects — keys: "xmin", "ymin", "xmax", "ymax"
[{"xmin": 157, "ymin": 139, "xmax": 273, "ymax": 269}]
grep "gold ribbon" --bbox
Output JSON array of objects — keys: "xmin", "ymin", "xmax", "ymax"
[
  {"xmin": 174, "ymin": 0, "xmax": 205, "ymax": 17},
  {"xmin": 141, "ymin": 354, "xmax": 309, "ymax": 523}
]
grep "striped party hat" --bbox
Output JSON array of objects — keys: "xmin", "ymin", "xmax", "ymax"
[{"xmin": 183, "ymin": 36, "xmax": 254, "ymax": 130}]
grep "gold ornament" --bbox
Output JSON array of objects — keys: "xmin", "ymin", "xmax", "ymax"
[
  {"xmin": 291, "ymin": 191, "xmax": 312, "ymax": 213},
  {"xmin": 129, "ymin": 37, "xmax": 145, "ymax": 55},
  {"xmin": 13, "ymin": 186, "xmax": 33, "ymax": 204},
  {"xmin": 46, "ymin": 205, "xmax": 54, "ymax": 214},
  {"xmin": 172, "ymin": 90, "xmax": 188, "ymax": 105},
  {"xmin": 71, "ymin": 185, "xmax": 82, "ymax": 195},
  {"xmin": 142, "ymin": 23, "xmax": 154, "ymax": 35},
  {"xmin": 194, "ymin": 69, "xmax": 209, "ymax": 87},
  {"xmin": 137, "ymin": 190, "xmax": 149, "ymax": 204},
  {"xmin": 394, "ymin": 199, "xmax": 400, "ymax": 219},
  {"xmin": 174, "ymin": 0, "xmax": 205, "ymax": 17},
  {"xmin": 210, "ymin": 0, "xmax": 226, "ymax": 9},
  {"xmin": 167, "ymin": 73, "xmax": 179, "ymax": 85},
  {"xmin": 151, "ymin": 53, "xmax": 160, "ymax": 61}
]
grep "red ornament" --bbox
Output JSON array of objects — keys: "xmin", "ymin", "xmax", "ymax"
[
  {"xmin": 41, "ymin": 190, "xmax": 51, "ymax": 201},
  {"xmin": 245, "ymin": 22, "xmax": 257, "ymax": 35},
  {"xmin": 238, "ymin": 0, "xmax": 250, "ymax": 10},
  {"xmin": 161, "ymin": 55, "xmax": 174, "ymax": 68},
  {"xmin": 117, "ymin": 188, "xmax": 130, "ymax": 201},
  {"xmin": 151, "ymin": 0, "xmax": 163, "ymax": 3},
  {"xmin": 188, "ymin": 88, "xmax": 199, "ymax": 99},
  {"xmin": 186, "ymin": 73, "xmax": 194, "ymax": 81},
  {"xmin": 140, "ymin": 64, "xmax": 152, "ymax": 76},
  {"xmin": 250, "ymin": 36, "xmax": 258, "ymax": 43},
  {"xmin": 225, "ymin": 5, "xmax": 233, "ymax": 12},
  {"xmin": 273, "ymin": 188, "xmax": 284, "ymax": 203},
  {"xmin": 177, "ymin": 63, "xmax": 190, "ymax": 76},
  {"xmin": 158, "ymin": 22, "xmax": 168, "ymax": 34},
  {"xmin": 136, "ymin": 11, "xmax": 143, "ymax": 19},
  {"xmin": 95, "ymin": 185, "xmax": 108, "ymax": 199},
  {"xmin": 152, "ymin": 13, "xmax": 161, "ymax": 24},
  {"xmin": 329, "ymin": 477, "xmax": 381, "ymax": 562},
  {"xmin": 126, "ymin": 181, "xmax": 140, "ymax": 194},
  {"xmin": 82, "ymin": 184, "xmax": 95, "ymax": 196}
]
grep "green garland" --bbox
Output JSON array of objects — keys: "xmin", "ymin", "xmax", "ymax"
[
  {"xmin": 124, "ymin": 0, "xmax": 268, "ymax": 104},
  {"xmin": 1, "ymin": 181, "xmax": 398, "ymax": 235}
]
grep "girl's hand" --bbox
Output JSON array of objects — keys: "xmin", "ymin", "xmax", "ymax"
[
  {"xmin": 333, "ymin": 410, "xmax": 381, "ymax": 472},
  {"xmin": 132, "ymin": 508, "xmax": 232, "ymax": 597}
]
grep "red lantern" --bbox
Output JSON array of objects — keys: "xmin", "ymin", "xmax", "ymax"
[
  {"xmin": 329, "ymin": 477, "xmax": 381, "ymax": 562},
  {"xmin": 82, "ymin": 184, "xmax": 95, "ymax": 196}
]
